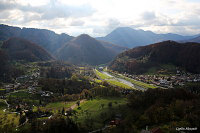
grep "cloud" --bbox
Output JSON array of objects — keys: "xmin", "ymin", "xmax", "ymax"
[
  {"xmin": 0, "ymin": 0, "xmax": 96, "ymax": 21},
  {"xmin": 70, "ymin": 20, "xmax": 85, "ymax": 26},
  {"xmin": 40, "ymin": 4, "xmax": 95, "ymax": 20},
  {"xmin": 106, "ymin": 19, "xmax": 121, "ymax": 31},
  {"xmin": 0, "ymin": 0, "xmax": 200, "ymax": 36},
  {"xmin": 91, "ymin": 19, "xmax": 122, "ymax": 36},
  {"xmin": 141, "ymin": 11, "xmax": 156, "ymax": 21},
  {"xmin": 0, "ymin": 1, "xmax": 12, "ymax": 11}
]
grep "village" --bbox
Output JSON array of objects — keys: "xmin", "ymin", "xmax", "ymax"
[
  {"xmin": 122, "ymin": 70, "xmax": 200, "ymax": 88},
  {"xmin": 0, "ymin": 64, "xmax": 199, "ymax": 132},
  {"xmin": 0, "ymin": 63, "xmax": 55, "ymax": 97}
]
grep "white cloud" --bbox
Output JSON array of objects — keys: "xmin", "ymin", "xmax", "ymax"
[
  {"xmin": 70, "ymin": 20, "xmax": 85, "ymax": 26},
  {"xmin": 0, "ymin": 0, "xmax": 200, "ymax": 36},
  {"xmin": 141, "ymin": 11, "xmax": 156, "ymax": 21}
]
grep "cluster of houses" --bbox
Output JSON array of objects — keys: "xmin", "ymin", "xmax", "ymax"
[
  {"xmin": 123, "ymin": 71, "xmax": 200, "ymax": 88},
  {"xmin": 0, "ymin": 64, "xmax": 55, "ymax": 98},
  {"xmin": 1, "ymin": 72, "xmax": 39, "ymax": 95},
  {"xmin": 0, "ymin": 64, "xmax": 56, "ymax": 120}
]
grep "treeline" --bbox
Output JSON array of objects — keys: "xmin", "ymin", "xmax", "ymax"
[
  {"xmin": 111, "ymin": 88, "xmax": 200, "ymax": 133},
  {"xmin": 40, "ymin": 66, "xmax": 72, "ymax": 79},
  {"xmin": 38, "ymin": 75, "xmax": 93, "ymax": 95},
  {"xmin": 39, "ymin": 74, "xmax": 121, "ymax": 97},
  {"xmin": 178, "ymin": 82, "xmax": 200, "ymax": 94},
  {"xmin": 12, "ymin": 115, "xmax": 80, "ymax": 133},
  {"xmin": 55, "ymin": 87, "xmax": 120, "ymax": 101},
  {"xmin": 0, "ymin": 50, "xmax": 25, "ymax": 82},
  {"xmin": 39, "ymin": 61, "xmax": 75, "ymax": 79}
]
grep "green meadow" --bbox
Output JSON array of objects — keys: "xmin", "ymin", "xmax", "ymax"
[{"xmin": 73, "ymin": 97, "xmax": 127, "ymax": 129}]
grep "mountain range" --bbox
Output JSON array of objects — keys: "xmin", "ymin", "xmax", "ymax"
[
  {"xmin": 97, "ymin": 27, "xmax": 199, "ymax": 48},
  {"xmin": 0, "ymin": 24, "xmax": 127, "ymax": 65},
  {"xmin": 185, "ymin": 36, "xmax": 200, "ymax": 43},
  {"xmin": 0, "ymin": 24, "xmax": 73, "ymax": 54},
  {"xmin": 1, "ymin": 24, "xmax": 200, "ymax": 67},
  {"xmin": 109, "ymin": 40, "xmax": 200, "ymax": 74}
]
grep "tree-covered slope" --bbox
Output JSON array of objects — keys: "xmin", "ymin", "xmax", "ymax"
[
  {"xmin": 110, "ymin": 41, "xmax": 200, "ymax": 74},
  {"xmin": 2, "ymin": 37, "xmax": 54, "ymax": 62}
]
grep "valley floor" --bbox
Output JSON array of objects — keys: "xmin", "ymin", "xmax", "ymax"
[
  {"xmin": 94, "ymin": 68, "xmax": 157, "ymax": 90},
  {"xmin": 0, "ymin": 62, "xmax": 199, "ymax": 133}
]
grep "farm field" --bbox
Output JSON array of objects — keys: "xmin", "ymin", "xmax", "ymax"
[
  {"xmin": 8, "ymin": 91, "xmax": 31, "ymax": 98},
  {"xmin": 107, "ymin": 70, "xmax": 157, "ymax": 89},
  {"xmin": 7, "ymin": 91, "xmax": 40, "ymax": 106},
  {"xmin": 94, "ymin": 78, "xmax": 102, "ymax": 83},
  {"xmin": 34, "ymin": 101, "xmax": 77, "ymax": 113},
  {"xmin": 0, "ymin": 99, "xmax": 6, "ymax": 108},
  {"xmin": 95, "ymin": 69, "xmax": 135, "ymax": 89},
  {"xmin": 73, "ymin": 97, "xmax": 127, "ymax": 130},
  {"xmin": 118, "ymin": 75, "xmax": 157, "ymax": 89},
  {"xmin": 0, "ymin": 100, "xmax": 20, "ymax": 131},
  {"xmin": 95, "ymin": 69, "xmax": 111, "ymax": 79},
  {"xmin": 106, "ymin": 79, "xmax": 132, "ymax": 89}
]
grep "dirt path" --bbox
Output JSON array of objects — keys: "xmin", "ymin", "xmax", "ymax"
[
  {"xmin": 70, "ymin": 99, "xmax": 86, "ymax": 110},
  {"xmin": 4, "ymin": 100, "xmax": 10, "ymax": 108}
]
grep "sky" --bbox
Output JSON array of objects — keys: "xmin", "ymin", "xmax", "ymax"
[{"xmin": 0, "ymin": 0, "xmax": 200, "ymax": 37}]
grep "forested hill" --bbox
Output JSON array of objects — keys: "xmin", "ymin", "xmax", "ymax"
[
  {"xmin": 109, "ymin": 40, "xmax": 200, "ymax": 74},
  {"xmin": 56, "ymin": 34, "xmax": 120, "ymax": 65},
  {"xmin": 2, "ymin": 37, "xmax": 54, "ymax": 62}
]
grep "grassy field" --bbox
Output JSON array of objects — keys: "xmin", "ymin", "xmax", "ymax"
[
  {"xmin": 116, "ymin": 74, "xmax": 157, "ymax": 89},
  {"xmin": 106, "ymin": 79, "xmax": 133, "ymax": 89},
  {"xmin": 8, "ymin": 91, "xmax": 40, "ymax": 106},
  {"xmin": 0, "ymin": 100, "xmax": 20, "ymax": 130},
  {"xmin": 0, "ymin": 99, "xmax": 6, "ymax": 108},
  {"xmin": 33, "ymin": 101, "xmax": 76, "ymax": 113},
  {"xmin": 95, "ymin": 69, "xmax": 111, "ymax": 79},
  {"xmin": 0, "ymin": 110, "xmax": 20, "ymax": 130},
  {"xmin": 79, "ymin": 67, "xmax": 85, "ymax": 74},
  {"xmin": 8, "ymin": 91, "xmax": 31, "ymax": 98},
  {"xmin": 125, "ymin": 77, "xmax": 156, "ymax": 89},
  {"xmin": 95, "ymin": 69, "xmax": 134, "ymax": 89},
  {"xmin": 94, "ymin": 78, "xmax": 102, "ymax": 83},
  {"xmin": 73, "ymin": 97, "xmax": 127, "ymax": 130}
]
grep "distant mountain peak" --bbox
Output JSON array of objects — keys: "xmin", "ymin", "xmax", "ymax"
[
  {"xmin": 113, "ymin": 27, "xmax": 136, "ymax": 33},
  {"xmin": 74, "ymin": 34, "xmax": 93, "ymax": 40},
  {"xmin": 115, "ymin": 27, "xmax": 133, "ymax": 30},
  {"xmin": 56, "ymin": 34, "xmax": 121, "ymax": 65},
  {"xmin": 97, "ymin": 27, "xmax": 197, "ymax": 48},
  {"xmin": 77, "ymin": 34, "xmax": 91, "ymax": 37},
  {"xmin": 183, "ymin": 35, "xmax": 200, "ymax": 43}
]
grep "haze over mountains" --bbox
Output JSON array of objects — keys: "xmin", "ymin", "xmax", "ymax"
[
  {"xmin": 184, "ymin": 36, "xmax": 200, "ymax": 43},
  {"xmin": 97, "ymin": 27, "xmax": 199, "ymax": 48}
]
